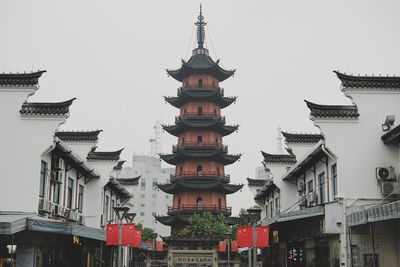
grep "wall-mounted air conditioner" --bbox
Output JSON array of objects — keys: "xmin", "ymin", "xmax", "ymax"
[
  {"xmin": 38, "ymin": 198, "xmax": 52, "ymax": 213},
  {"xmin": 307, "ymin": 191, "xmax": 317, "ymax": 204},
  {"xmin": 78, "ymin": 215, "xmax": 85, "ymax": 225},
  {"xmin": 381, "ymin": 181, "xmax": 400, "ymax": 196},
  {"xmin": 297, "ymin": 180, "xmax": 305, "ymax": 193},
  {"xmin": 298, "ymin": 195, "xmax": 307, "ymax": 207},
  {"xmin": 53, "ymin": 205, "xmax": 67, "ymax": 217},
  {"xmin": 67, "ymin": 210, "xmax": 79, "ymax": 222},
  {"xmin": 376, "ymin": 167, "xmax": 396, "ymax": 181}
]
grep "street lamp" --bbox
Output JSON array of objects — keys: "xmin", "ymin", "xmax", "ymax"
[
  {"xmin": 113, "ymin": 206, "xmax": 130, "ymax": 267},
  {"xmin": 225, "ymin": 231, "xmax": 232, "ymax": 267},
  {"xmin": 124, "ymin": 212, "xmax": 136, "ymax": 266},
  {"xmin": 247, "ymin": 208, "xmax": 262, "ymax": 267}
]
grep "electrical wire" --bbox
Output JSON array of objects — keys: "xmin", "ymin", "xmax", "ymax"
[{"xmin": 184, "ymin": 25, "xmax": 196, "ymax": 60}]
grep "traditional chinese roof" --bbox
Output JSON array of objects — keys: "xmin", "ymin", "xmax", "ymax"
[
  {"xmin": 281, "ymin": 131, "xmax": 324, "ymax": 144},
  {"xmin": 0, "ymin": 70, "xmax": 46, "ymax": 86},
  {"xmin": 157, "ymin": 180, "xmax": 243, "ymax": 194},
  {"xmin": 261, "ymin": 151, "xmax": 296, "ymax": 165},
  {"xmin": 20, "ymin": 98, "xmax": 76, "ymax": 116},
  {"xmin": 254, "ymin": 181, "xmax": 279, "ymax": 204},
  {"xmin": 305, "ymin": 100, "xmax": 359, "ymax": 119},
  {"xmin": 381, "ymin": 124, "xmax": 400, "ymax": 145},
  {"xmin": 164, "ymin": 89, "xmax": 236, "ymax": 109},
  {"xmin": 116, "ymin": 176, "xmax": 141, "ymax": 186},
  {"xmin": 247, "ymin": 178, "xmax": 268, "ymax": 187},
  {"xmin": 162, "ymin": 119, "xmax": 238, "ymax": 137},
  {"xmin": 155, "ymin": 214, "xmax": 239, "ymax": 227},
  {"xmin": 166, "ymin": 8, "xmax": 235, "ymax": 82},
  {"xmin": 105, "ymin": 177, "xmax": 132, "ymax": 200},
  {"xmin": 160, "ymin": 149, "xmax": 241, "ymax": 166},
  {"xmin": 334, "ymin": 71, "xmax": 400, "ymax": 89},
  {"xmin": 55, "ymin": 130, "xmax": 102, "ymax": 142},
  {"xmin": 87, "ymin": 147, "xmax": 123, "ymax": 161},
  {"xmin": 113, "ymin": 160, "xmax": 126, "ymax": 170}
]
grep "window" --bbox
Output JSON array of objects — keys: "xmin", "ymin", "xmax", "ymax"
[
  {"xmin": 166, "ymin": 195, "xmax": 169, "ymax": 199},
  {"xmin": 53, "ymin": 182, "xmax": 60, "ymax": 204},
  {"xmin": 308, "ymin": 180, "xmax": 313, "ymax": 193},
  {"xmin": 198, "ymin": 106, "xmax": 203, "ymax": 116},
  {"xmin": 197, "ymin": 165, "xmax": 203, "ymax": 175},
  {"xmin": 111, "ymin": 199, "xmax": 115, "ymax": 220},
  {"xmin": 196, "ymin": 197, "xmax": 202, "ymax": 209},
  {"xmin": 332, "ymin": 164, "xmax": 338, "ymax": 198},
  {"xmin": 141, "ymin": 180, "xmax": 146, "ymax": 190},
  {"xmin": 198, "ymin": 79, "xmax": 203, "ymax": 87},
  {"xmin": 215, "ymin": 137, "xmax": 219, "ymax": 145},
  {"xmin": 179, "ymin": 166, "xmax": 183, "ymax": 175},
  {"xmin": 141, "ymin": 194, "xmax": 145, "ymax": 198},
  {"xmin": 39, "ymin": 161, "xmax": 47, "ymax": 198},
  {"xmin": 67, "ymin": 178, "xmax": 74, "ymax": 209},
  {"xmin": 319, "ymin": 172, "xmax": 326, "ymax": 204},
  {"xmin": 217, "ymin": 167, "xmax": 220, "ymax": 176},
  {"xmin": 270, "ymin": 200, "xmax": 274, "ymax": 217},
  {"xmin": 178, "ymin": 198, "xmax": 181, "ymax": 208},
  {"xmin": 140, "ymin": 203, "xmax": 145, "ymax": 207},
  {"xmin": 140, "ymin": 212, "xmax": 145, "ymax": 216},
  {"xmin": 197, "ymin": 136, "xmax": 203, "ymax": 144},
  {"xmin": 77, "ymin": 185, "xmax": 84, "ymax": 213},
  {"xmin": 105, "ymin": 196, "xmax": 109, "ymax": 221},
  {"xmin": 152, "ymin": 178, "xmax": 158, "ymax": 191},
  {"xmin": 152, "ymin": 212, "xmax": 156, "ymax": 216},
  {"xmin": 218, "ymin": 198, "xmax": 221, "ymax": 209},
  {"xmin": 275, "ymin": 197, "xmax": 279, "ymax": 214}
]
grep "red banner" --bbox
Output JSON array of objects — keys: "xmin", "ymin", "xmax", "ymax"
[
  {"xmin": 106, "ymin": 224, "xmax": 119, "ymax": 246},
  {"xmin": 237, "ymin": 226, "xmax": 253, "ymax": 247},
  {"xmin": 256, "ymin": 226, "xmax": 270, "ymax": 248},
  {"xmin": 156, "ymin": 241, "xmax": 164, "ymax": 252},
  {"xmin": 218, "ymin": 241, "xmax": 227, "ymax": 252},
  {"xmin": 230, "ymin": 241, "xmax": 238, "ymax": 252},
  {"xmin": 122, "ymin": 223, "xmax": 135, "ymax": 246}
]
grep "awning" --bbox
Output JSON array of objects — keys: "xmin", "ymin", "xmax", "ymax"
[
  {"xmin": 27, "ymin": 218, "xmax": 105, "ymax": 241},
  {"xmin": 347, "ymin": 200, "xmax": 400, "ymax": 227},
  {"xmin": 0, "ymin": 212, "xmax": 34, "ymax": 234},
  {"xmin": 277, "ymin": 206, "xmax": 324, "ymax": 222}
]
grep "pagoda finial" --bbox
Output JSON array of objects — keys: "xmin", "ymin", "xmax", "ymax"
[{"xmin": 195, "ymin": 4, "xmax": 207, "ymax": 49}]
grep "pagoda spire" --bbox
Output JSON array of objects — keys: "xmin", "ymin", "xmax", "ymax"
[{"xmin": 195, "ymin": 4, "xmax": 207, "ymax": 49}]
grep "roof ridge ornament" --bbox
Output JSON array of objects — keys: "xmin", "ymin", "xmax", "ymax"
[{"xmin": 195, "ymin": 4, "xmax": 207, "ymax": 49}]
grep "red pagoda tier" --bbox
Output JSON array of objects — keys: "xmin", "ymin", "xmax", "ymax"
[{"xmin": 156, "ymin": 8, "xmax": 243, "ymax": 235}]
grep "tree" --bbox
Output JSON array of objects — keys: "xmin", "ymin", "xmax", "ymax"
[
  {"xmin": 135, "ymin": 223, "xmax": 157, "ymax": 241},
  {"xmin": 182, "ymin": 212, "xmax": 231, "ymax": 240}
]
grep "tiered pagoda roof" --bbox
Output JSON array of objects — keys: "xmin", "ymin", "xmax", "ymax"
[
  {"xmin": 281, "ymin": 131, "xmax": 324, "ymax": 144},
  {"xmin": 160, "ymin": 148, "xmax": 241, "ymax": 166},
  {"xmin": 0, "ymin": 70, "xmax": 46, "ymax": 86},
  {"xmin": 20, "ymin": 98, "xmax": 76, "ymax": 116},
  {"xmin": 157, "ymin": 180, "xmax": 243, "ymax": 194},
  {"xmin": 334, "ymin": 71, "xmax": 400, "ymax": 89},
  {"xmin": 87, "ymin": 147, "xmax": 123, "ymax": 161},
  {"xmin": 55, "ymin": 130, "xmax": 103, "ymax": 142},
  {"xmin": 305, "ymin": 100, "xmax": 359, "ymax": 119},
  {"xmin": 164, "ymin": 87, "xmax": 236, "ymax": 109},
  {"xmin": 155, "ymin": 214, "xmax": 240, "ymax": 227},
  {"xmin": 162, "ymin": 119, "xmax": 238, "ymax": 137}
]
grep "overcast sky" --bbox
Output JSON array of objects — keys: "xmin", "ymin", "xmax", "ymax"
[{"xmin": 2, "ymin": 0, "xmax": 400, "ymax": 215}]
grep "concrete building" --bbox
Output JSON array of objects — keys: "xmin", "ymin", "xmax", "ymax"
[{"xmin": 250, "ymin": 71, "xmax": 400, "ymax": 267}]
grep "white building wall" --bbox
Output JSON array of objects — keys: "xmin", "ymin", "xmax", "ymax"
[
  {"xmin": 268, "ymin": 165, "xmax": 297, "ymax": 214},
  {"xmin": 0, "ymin": 86, "xmax": 66, "ymax": 212}
]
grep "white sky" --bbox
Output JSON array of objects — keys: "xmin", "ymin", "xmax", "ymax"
[{"xmin": 1, "ymin": 0, "xmax": 400, "ymax": 215}]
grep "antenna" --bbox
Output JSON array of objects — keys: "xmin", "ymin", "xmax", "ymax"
[
  {"xmin": 276, "ymin": 126, "xmax": 284, "ymax": 154},
  {"xmin": 149, "ymin": 121, "xmax": 162, "ymax": 157}
]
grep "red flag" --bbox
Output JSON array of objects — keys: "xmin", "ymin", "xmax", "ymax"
[
  {"xmin": 156, "ymin": 241, "xmax": 163, "ymax": 252},
  {"xmin": 132, "ymin": 228, "xmax": 142, "ymax": 248},
  {"xmin": 106, "ymin": 224, "xmax": 119, "ymax": 246},
  {"xmin": 256, "ymin": 226, "xmax": 270, "ymax": 247},
  {"xmin": 218, "ymin": 241, "xmax": 227, "ymax": 252},
  {"xmin": 230, "ymin": 241, "xmax": 238, "ymax": 252},
  {"xmin": 122, "ymin": 223, "xmax": 136, "ymax": 246},
  {"xmin": 237, "ymin": 226, "xmax": 253, "ymax": 247}
]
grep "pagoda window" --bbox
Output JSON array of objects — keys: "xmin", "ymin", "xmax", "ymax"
[
  {"xmin": 212, "ymin": 81, "xmax": 216, "ymax": 87},
  {"xmin": 196, "ymin": 197, "xmax": 203, "ymax": 209},
  {"xmin": 197, "ymin": 165, "xmax": 203, "ymax": 175},
  {"xmin": 218, "ymin": 198, "xmax": 221, "ymax": 209},
  {"xmin": 183, "ymin": 108, "xmax": 187, "ymax": 116},
  {"xmin": 215, "ymin": 137, "xmax": 219, "ymax": 146},
  {"xmin": 179, "ymin": 166, "xmax": 183, "ymax": 175},
  {"xmin": 198, "ymin": 106, "xmax": 203, "ymax": 116},
  {"xmin": 216, "ymin": 167, "xmax": 220, "ymax": 176},
  {"xmin": 214, "ymin": 109, "xmax": 217, "ymax": 116},
  {"xmin": 185, "ymin": 81, "xmax": 189, "ymax": 87},
  {"xmin": 181, "ymin": 137, "xmax": 185, "ymax": 145},
  {"xmin": 178, "ymin": 198, "xmax": 181, "ymax": 208},
  {"xmin": 198, "ymin": 79, "xmax": 203, "ymax": 88},
  {"xmin": 197, "ymin": 136, "xmax": 203, "ymax": 145}
]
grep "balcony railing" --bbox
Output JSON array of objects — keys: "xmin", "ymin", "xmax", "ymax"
[
  {"xmin": 172, "ymin": 142, "xmax": 227, "ymax": 152},
  {"xmin": 176, "ymin": 114, "xmax": 225, "ymax": 123},
  {"xmin": 177, "ymin": 86, "xmax": 224, "ymax": 94},
  {"xmin": 170, "ymin": 172, "xmax": 230, "ymax": 182},
  {"xmin": 168, "ymin": 205, "xmax": 232, "ymax": 215}
]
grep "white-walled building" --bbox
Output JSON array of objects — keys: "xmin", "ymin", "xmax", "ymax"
[{"xmin": 250, "ymin": 71, "xmax": 400, "ymax": 267}]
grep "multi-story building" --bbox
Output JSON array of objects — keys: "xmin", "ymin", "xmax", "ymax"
[
  {"xmin": 250, "ymin": 71, "xmax": 400, "ymax": 267},
  {"xmin": 0, "ymin": 71, "xmax": 134, "ymax": 266}
]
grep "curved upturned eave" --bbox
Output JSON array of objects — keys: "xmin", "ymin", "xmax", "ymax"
[
  {"xmin": 164, "ymin": 93, "xmax": 236, "ymax": 109},
  {"xmin": 167, "ymin": 65, "xmax": 235, "ymax": 82},
  {"xmin": 157, "ymin": 181, "xmax": 243, "ymax": 194},
  {"xmin": 159, "ymin": 151, "xmax": 241, "ymax": 165},
  {"xmin": 155, "ymin": 214, "xmax": 240, "ymax": 226},
  {"xmin": 162, "ymin": 122, "xmax": 238, "ymax": 137}
]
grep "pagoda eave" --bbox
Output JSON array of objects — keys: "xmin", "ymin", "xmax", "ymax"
[
  {"xmin": 164, "ymin": 90, "xmax": 236, "ymax": 109},
  {"xmin": 159, "ymin": 152, "xmax": 241, "ymax": 165},
  {"xmin": 167, "ymin": 65, "xmax": 235, "ymax": 83},
  {"xmin": 162, "ymin": 122, "xmax": 238, "ymax": 137},
  {"xmin": 157, "ymin": 181, "xmax": 243, "ymax": 194}
]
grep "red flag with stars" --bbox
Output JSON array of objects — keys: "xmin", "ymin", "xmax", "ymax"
[
  {"xmin": 156, "ymin": 241, "xmax": 164, "ymax": 252},
  {"xmin": 256, "ymin": 226, "xmax": 270, "ymax": 247},
  {"xmin": 218, "ymin": 241, "xmax": 227, "ymax": 252},
  {"xmin": 230, "ymin": 241, "xmax": 238, "ymax": 252},
  {"xmin": 237, "ymin": 226, "xmax": 253, "ymax": 247},
  {"xmin": 122, "ymin": 223, "xmax": 136, "ymax": 246},
  {"xmin": 106, "ymin": 224, "xmax": 119, "ymax": 246}
]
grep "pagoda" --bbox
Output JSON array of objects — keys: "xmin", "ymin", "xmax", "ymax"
[{"xmin": 156, "ymin": 7, "xmax": 243, "ymax": 235}]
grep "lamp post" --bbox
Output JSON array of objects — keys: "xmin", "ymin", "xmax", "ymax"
[
  {"xmin": 124, "ymin": 212, "xmax": 136, "ymax": 267},
  {"xmin": 247, "ymin": 208, "xmax": 262, "ymax": 267},
  {"xmin": 225, "ymin": 231, "xmax": 232, "ymax": 267},
  {"xmin": 113, "ymin": 206, "xmax": 130, "ymax": 267}
]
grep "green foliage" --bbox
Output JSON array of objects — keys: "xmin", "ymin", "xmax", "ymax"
[
  {"xmin": 135, "ymin": 223, "xmax": 157, "ymax": 241},
  {"xmin": 183, "ymin": 212, "xmax": 231, "ymax": 240}
]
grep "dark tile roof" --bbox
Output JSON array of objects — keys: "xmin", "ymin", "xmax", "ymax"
[
  {"xmin": 87, "ymin": 147, "xmax": 123, "ymax": 161},
  {"xmin": 55, "ymin": 130, "xmax": 102, "ymax": 142},
  {"xmin": 381, "ymin": 124, "xmax": 400, "ymax": 145},
  {"xmin": 105, "ymin": 178, "xmax": 132, "ymax": 200},
  {"xmin": 113, "ymin": 160, "xmax": 126, "ymax": 170},
  {"xmin": 157, "ymin": 180, "xmax": 243, "ymax": 194},
  {"xmin": 335, "ymin": 71, "xmax": 400, "ymax": 89},
  {"xmin": 20, "ymin": 98, "xmax": 76, "ymax": 116},
  {"xmin": 116, "ymin": 176, "xmax": 140, "ymax": 186},
  {"xmin": 261, "ymin": 151, "xmax": 296, "ymax": 164},
  {"xmin": 0, "ymin": 70, "xmax": 46, "ymax": 86},
  {"xmin": 305, "ymin": 100, "xmax": 359, "ymax": 119},
  {"xmin": 281, "ymin": 131, "xmax": 324, "ymax": 144},
  {"xmin": 247, "ymin": 178, "xmax": 268, "ymax": 187}
]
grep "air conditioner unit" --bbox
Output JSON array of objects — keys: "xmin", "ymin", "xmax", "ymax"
[
  {"xmin": 297, "ymin": 180, "xmax": 305, "ymax": 192},
  {"xmin": 53, "ymin": 205, "xmax": 67, "ymax": 217},
  {"xmin": 298, "ymin": 195, "xmax": 307, "ymax": 207},
  {"xmin": 78, "ymin": 215, "xmax": 85, "ymax": 225},
  {"xmin": 307, "ymin": 191, "xmax": 317, "ymax": 204},
  {"xmin": 38, "ymin": 199, "xmax": 52, "ymax": 213},
  {"xmin": 381, "ymin": 181, "xmax": 400, "ymax": 196},
  {"xmin": 100, "ymin": 214, "xmax": 105, "ymax": 227},
  {"xmin": 376, "ymin": 167, "xmax": 396, "ymax": 181},
  {"xmin": 67, "ymin": 210, "xmax": 79, "ymax": 222}
]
